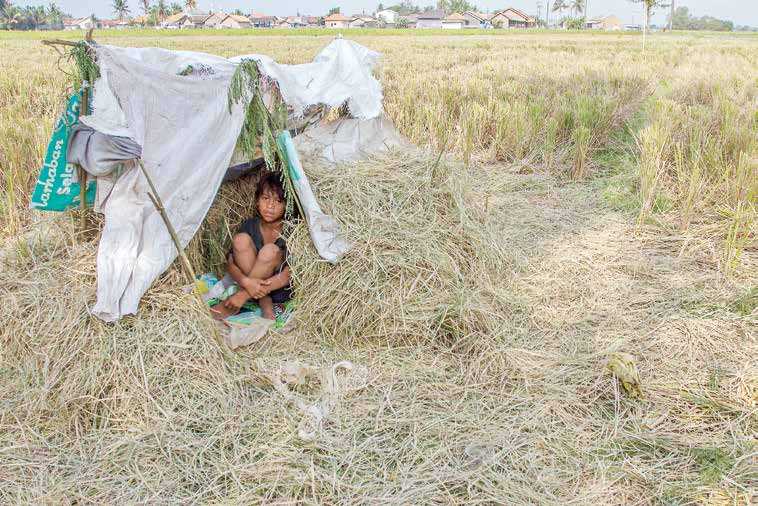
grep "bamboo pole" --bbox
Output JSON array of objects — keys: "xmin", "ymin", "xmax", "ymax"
[
  {"xmin": 77, "ymin": 30, "xmax": 94, "ymax": 237},
  {"xmin": 136, "ymin": 159, "xmax": 226, "ymax": 346},
  {"xmin": 41, "ymin": 39, "xmax": 80, "ymax": 47},
  {"xmin": 137, "ymin": 159, "xmax": 197, "ymax": 285},
  {"xmin": 78, "ymin": 84, "xmax": 89, "ymax": 237}
]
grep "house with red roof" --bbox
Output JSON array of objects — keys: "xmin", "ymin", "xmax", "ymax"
[
  {"xmin": 490, "ymin": 7, "xmax": 537, "ymax": 28},
  {"xmin": 324, "ymin": 13, "xmax": 351, "ymax": 29}
]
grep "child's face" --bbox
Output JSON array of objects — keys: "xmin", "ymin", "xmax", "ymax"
[{"xmin": 257, "ymin": 188, "xmax": 285, "ymax": 223}]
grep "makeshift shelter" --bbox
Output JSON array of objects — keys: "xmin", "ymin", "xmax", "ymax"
[{"xmin": 33, "ymin": 37, "xmax": 405, "ymax": 322}]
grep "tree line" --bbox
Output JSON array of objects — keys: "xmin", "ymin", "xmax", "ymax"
[
  {"xmin": 671, "ymin": 6, "xmax": 733, "ymax": 32},
  {"xmin": 3, "ymin": 0, "xmax": 744, "ymax": 32},
  {"xmin": 550, "ymin": 0, "xmax": 585, "ymax": 19},
  {"xmin": 111, "ymin": 0, "xmax": 186, "ymax": 23},
  {"xmin": 0, "ymin": 0, "xmax": 214, "ymax": 30},
  {"xmin": 1, "ymin": 0, "xmax": 67, "ymax": 29},
  {"xmin": 376, "ymin": 1, "xmax": 478, "ymax": 14}
]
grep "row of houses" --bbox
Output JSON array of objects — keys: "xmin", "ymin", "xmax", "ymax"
[
  {"xmin": 64, "ymin": 9, "xmax": 628, "ymax": 32},
  {"xmin": 159, "ymin": 10, "xmax": 278, "ymax": 29},
  {"xmin": 157, "ymin": 8, "xmax": 540, "ymax": 30},
  {"xmin": 63, "ymin": 16, "xmax": 99, "ymax": 30},
  {"xmin": 368, "ymin": 8, "xmax": 537, "ymax": 29},
  {"xmin": 64, "ymin": 15, "xmax": 152, "ymax": 30},
  {"xmin": 62, "ymin": 11, "xmax": 281, "ymax": 31}
]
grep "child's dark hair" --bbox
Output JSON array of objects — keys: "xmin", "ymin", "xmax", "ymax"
[{"xmin": 255, "ymin": 172, "xmax": 285, "ymax": 203}]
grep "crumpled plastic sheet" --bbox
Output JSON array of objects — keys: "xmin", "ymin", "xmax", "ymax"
[
  {"xmin": 293, "ymin": 115, "xmax": 409, "ymax": 164},
  {"xmin": 221, "ymin": 313, "xmax": 297, "ymax": 350},
  {"xmin": 256, "ymin": 359, "xmax": 369, "ymax": 441},
  {"xmin": 229, "ymin": 38, "xmax": 383, "ymax": 121}
]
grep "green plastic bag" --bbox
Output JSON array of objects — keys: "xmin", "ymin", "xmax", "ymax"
[{"xmin": 30, "ymin": 90, "xmax": 96, "ymax": 212}]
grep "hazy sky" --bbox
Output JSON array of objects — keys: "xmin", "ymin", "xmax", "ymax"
[{"xmin": 15, "ymin": 0, "xmax": 758, "ymax": 26}]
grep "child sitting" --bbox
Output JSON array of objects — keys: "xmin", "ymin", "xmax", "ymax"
[{"xmin": 212, "ymin": 172, "xmax": 292, "ymax": 320}]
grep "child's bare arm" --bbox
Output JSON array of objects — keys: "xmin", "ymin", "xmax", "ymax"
[
  {"xmin": 227, "ymin": 253, "xmax": 276, "ymax": 300},
  {"xmin": 226, "ymin": 254, "xmax": 250, "ymax": 291},
  {"xmin": 264, "ymin": 266, "xmax": 291, "ymax": 293}
]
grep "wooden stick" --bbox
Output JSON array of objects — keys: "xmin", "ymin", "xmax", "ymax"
[
  {"xmin": 41, "ymin": 39, "xmax": 80, "ymax": 47},
  {"xmin": 78, "ymin": 85, "xmax": 90, "ymax": 237},
  {"xmin": 42, "ymin": 27, "xmax": 93, "ymax": 48},
  {"xmin": 137, "ymin": 161, "xmax": 226, "ymax": 344},
  {"xmin": 137, "ymin": 159, "xmax": 197, "ymax": 285}
]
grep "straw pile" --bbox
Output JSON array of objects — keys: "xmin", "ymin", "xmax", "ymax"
[
  {"xmin": 0, "ymin": 152, "xmax": 755, "ymax": 503},
  {"xmin": 286, "ymin": 152, "xmax": 510, "ymax": 346}
]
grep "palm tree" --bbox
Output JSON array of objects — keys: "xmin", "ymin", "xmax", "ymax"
[
  {"xmin": 2, "ymin": 4, "xmax": 22, "ymax": 28},
  {"xmin": 169, "ymin": 2, "xmax": 182, "ymax": 15},
  {"xmin": 184, "ymin": 0, "xmax": 196, "ymax": 10},
  {"xmin": 551, "ymin": 0, "xmax": 567, "ymax": 19},
  {"xmin": 629, "ymin": 0, "xmax": 666, "ymax": 51},
  {"xmin": 112, "ymin": 0, "xmax": 130, "ymax": 20},
  {"xmin": 571, "ymin": 0, "xmax": 584, "ymax": 18},
  {"xmin": 140, "ymin": 0, "xmax": 150, "ymax": 15},
  {"xmin": 47, "ymin": 2, "xmax": 63, "ymax": 25},
  {"xmin": 156, "ymin": 0, "xmax": 167, "ymax": 21},
  {"xmin": 25, "ymin": 5, "xmax": 46, "ymax": 29}
]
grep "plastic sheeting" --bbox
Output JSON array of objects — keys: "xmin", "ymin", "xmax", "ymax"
[
  {"xmin": 81, "ymin": 38, "xmax": 397, "ymax": 322},
  {"xmin": 278, "ymin": 131, "xmax": 351, "ymax": 263},
  {"xmin": 87, "ymin": 45, "xmax": 247, "ymax": 322},
  {"xmin": 293, "ymin": 115, "xmax": 408, "ymax": 163},
  {"xmin": 257, "ymin": 359, "xmax": 369, "ymax": 441},
  {"xmin": 229, "ymin": 38, "xmax": 383, "ymax": 120}
]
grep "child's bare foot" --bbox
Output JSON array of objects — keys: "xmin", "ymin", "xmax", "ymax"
[
  {"xmin": 210, "ymin": 302, "xmax": 239, "ymax": 320},
  {"xmin": 225, "ymin": 290, "xmax": 250, "ymax": 310},
  {"xmin": 261, "ymin": 308, "xmax": 276, "ymax": 320}
]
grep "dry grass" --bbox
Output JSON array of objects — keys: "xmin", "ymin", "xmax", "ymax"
[
  {"xmin": 636, "ymin": 48, "xmax": 757, "ymax": 272},
  {"xmin": 288, "ymin": 152, "xmax": 508, "ymax": 346},
  {"xmin": 2, "ymin": 150, "xmax": 756, "ymax": 503},
  {"xmin": 1, "ymin": 30, "xmax": 757, "ymax": 503},
  {"xmin": 382, "ymin": 35, "xmax": 656, "ymax": 175}
]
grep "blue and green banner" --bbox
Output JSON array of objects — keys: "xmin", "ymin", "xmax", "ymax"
[{"xmin": 30, "ymin": 90, "xmax": 96, "ymax": 212}]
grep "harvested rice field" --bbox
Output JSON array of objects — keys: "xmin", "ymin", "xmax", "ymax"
[{"xmin": 1, "ymin": 30, "xmax": 756, "ymax": 503}]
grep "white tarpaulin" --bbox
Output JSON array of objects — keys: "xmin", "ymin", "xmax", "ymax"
[
  {"xmin": 80, "ymin": 39, "xmax": 402, "ymax": 322},
  {"xmin": 278, "ymin": 131, "xmax": 351, "ymax": 263},
  {"xmin": 293, "ymin": 116, "xmax": 409, "ymax": 163},
  {"xmin": 230, "ymin": 38, "xmax": 383, "ymax": 120}
]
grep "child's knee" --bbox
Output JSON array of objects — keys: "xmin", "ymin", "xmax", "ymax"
[
  {"xmin": 257, "ymin": 243, "xmax": 282, "ymax": 264},
  {"xmin": 232, "ymin": 233, "xmax": 253, "ymax": 251}
]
